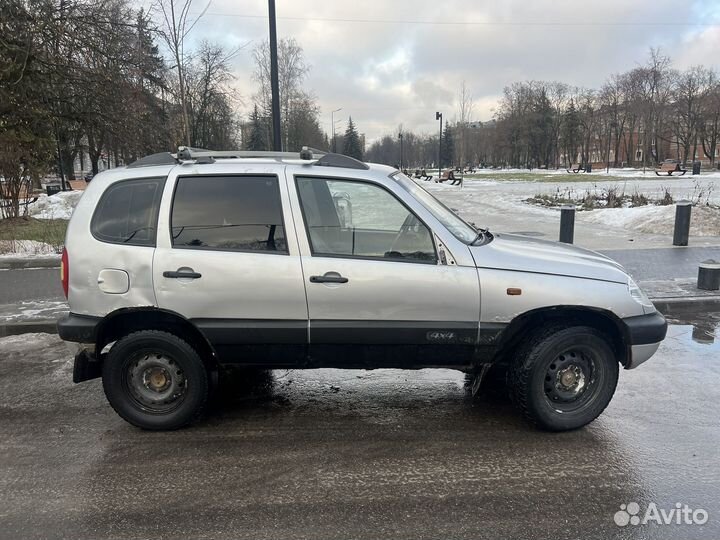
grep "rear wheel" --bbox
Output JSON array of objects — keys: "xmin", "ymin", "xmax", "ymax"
[
  {"xmin": 102, "ymin": 330, "xmax": 209, "ymax": 430},
  {"xmin": 508, "ymin": 325, "xmax": 619, "ymax": 431}
]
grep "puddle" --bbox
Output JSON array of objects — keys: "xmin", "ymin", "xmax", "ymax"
[{"xmin": 663, "ymin": 309, "xmax": 720, "ymax": 346}]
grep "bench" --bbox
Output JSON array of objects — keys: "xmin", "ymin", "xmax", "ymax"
[
  {"xmin": 566, "ymin": 163, "xmax": 587, "ymax": 173},
  {"xmin": 655, "ymin": 162, "xmax": 687, "ymax": 176},
  {"xmin": 412, "ymin": 169, "xmax": 433, "ymax": 181},
  {"xmin": 437, "ymin": 170, "xmax": 462, "ymax": 186}
]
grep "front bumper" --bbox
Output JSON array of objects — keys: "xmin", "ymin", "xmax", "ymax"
[{"xmin": 623, "ymin": 311, "xmax": 668, "ymax": 369}]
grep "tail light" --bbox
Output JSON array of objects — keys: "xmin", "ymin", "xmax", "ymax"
[{"xmin": 61, "ymin": 247, "xmax": 69, "ymax": 298}]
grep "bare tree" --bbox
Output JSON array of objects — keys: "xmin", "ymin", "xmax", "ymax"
[
  {"xmin": 252, "ymin": 38, "xmax": 321, "ymax": 151},
  {"xmin": 700, "ymin": 69, "xmax": 720, "ymax": 165},
  {"xmin": 156, "ymin": 0, "xmax": 209, "ymax": 146},
  {"xmin": 457, "ymin": 80, "xmax": 474, "ymax": 167},
  {"xmin": 671, "ymin": 66, "xmax": 708, "ymax": 163}
]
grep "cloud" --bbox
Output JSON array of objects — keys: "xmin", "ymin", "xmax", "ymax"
[{"xmin": 166, "ymin": 0, "xmax": 720, "ymax": 141}]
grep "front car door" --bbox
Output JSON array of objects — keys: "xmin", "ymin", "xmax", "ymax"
[
  {"xmin": 152, "ymin": 165, "xmax": 308, "ymax": 365},
  {"xmin": 287, "ymin": 170, "xmax": 481, "ymax": 368}
]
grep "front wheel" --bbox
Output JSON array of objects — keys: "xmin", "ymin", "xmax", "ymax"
[
  {"xmin": 508, "ymin": 325, "xmax": 619, "ymax": 431},
  {"xmin": 102, "ymin": 330, "xmax": 209, "ymax": 430}
]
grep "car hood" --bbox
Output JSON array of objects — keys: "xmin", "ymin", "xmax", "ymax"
[{"xmin": 469, "ymin": 233, "xmax": 629, "ymax": 283}]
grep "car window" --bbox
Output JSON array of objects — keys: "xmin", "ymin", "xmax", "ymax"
[
  {"xmin": 171, "ymin": 175, "xmax": 287, "ymax": 253},
  {"xmin": 91, "ymin": 177, "xmax": 165, "ymax": 246},
  {"xmin": 296, "ymin": 176, "xmax": 436, "ymax": 263},
  {"xmin": 392, "ymin": 172, "xmax": 477, "ymax": 244}
]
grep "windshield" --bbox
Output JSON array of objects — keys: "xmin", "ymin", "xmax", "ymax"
[{"xmin": 392, "ymin": 172, "xmax": 478, "ymax": 244}]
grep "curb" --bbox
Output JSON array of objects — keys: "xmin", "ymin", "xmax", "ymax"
[
  {"xmin": 0, "ymin": 319, "xmax": 58, "ymax": 337},
  {"xmin": 0, "ymin": 257, "xmax": 61, "ymax": 270},
  {"xmin": 652, "ymin": 295, "xmax": 720, "ymax": 316}
]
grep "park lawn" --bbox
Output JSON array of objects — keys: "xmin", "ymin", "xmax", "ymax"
[
  {"xmin": 0, "ymin": 217, "xmax": 68, "ymax": 247},
  {"xmin": 463, "ymin": 171, "xmax": 658, "ymax": 183}
]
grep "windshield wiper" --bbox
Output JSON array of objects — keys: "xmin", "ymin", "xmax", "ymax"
[{"xmin": 123, "ymin": 226, "xmax": 154, "ymax": 243}]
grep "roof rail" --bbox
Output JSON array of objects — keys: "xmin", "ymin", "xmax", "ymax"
[
  {"xmin": 127, "ymin": 146, "xmax": 370, "ymax": 170},
  {"xmin": 175, "ymin": 146, "xmax": 325, "ymax": 162}
]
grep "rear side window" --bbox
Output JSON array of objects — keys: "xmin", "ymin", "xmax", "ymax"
[
  {"xmin": 91, "ymin": 177, "xmax": 165, "ymax": 246},
  {"xmin": 171, "ymin": 175, "xmax": 287, "ymax": 253}
]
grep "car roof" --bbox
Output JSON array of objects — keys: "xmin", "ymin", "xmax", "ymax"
[{"xmin": 92, "ymin": 156, "xmax": 396, "ymax": 185}]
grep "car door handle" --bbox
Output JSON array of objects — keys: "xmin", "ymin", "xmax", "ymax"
[
  {"xmin": 163, "ymin": 270, "xmax": 202, "ymax": 279},
  {"xmin": 310, "ymin": 272, "xmax": 348, "ymax": 284}
]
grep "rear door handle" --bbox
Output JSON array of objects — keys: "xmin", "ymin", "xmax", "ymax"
[
  {"xmin": 310, "ymin": 272, "xmax": 348, "ymax": 284},
  {"xmin": 163, "ymin": 270, "xmax": 202, "ymax": 279}
]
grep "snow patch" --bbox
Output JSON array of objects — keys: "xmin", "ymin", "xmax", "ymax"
[
  {"xmin": 0, "ymin": 332, "xmax": 58, "ymax": 349},
  {"xmin": 0, "ymin": 239, "xmax": 61, "ymax": 256},
  {"xmin": 580, "ymin": 205, "xmax": 720, "ymax": 236},
  {"xmin": 27, "ymin": 190, "xmax": 83, "ymax": 220}
]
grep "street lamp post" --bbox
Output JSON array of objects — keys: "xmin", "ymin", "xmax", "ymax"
[
  {"xmin": 268, "ymin": 0, "xmax": 282, "ymax": 151},
  {"xmin": 436, "ymin": 111, "xmax": 443, "ymax": 178},
  {"xmin": 398, "ymin": 132, "xmax": 404, "ymax": 170},
  {"xmin": 331, "ymin": 108, "xmax": 342, "ymax": 153}
]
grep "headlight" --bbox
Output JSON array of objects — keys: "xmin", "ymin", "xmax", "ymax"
[{"xmin": 628, "ymin": 277, "xmax": 656, "ymax": 313}]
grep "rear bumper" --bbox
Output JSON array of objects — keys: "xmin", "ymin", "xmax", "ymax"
[
  {"xmin": 57, "ymin": 313, "xmax": 101, "ymax": 343},
  {"xmin": 623, "ymin": 311, "xmax": 668, "ymax": 369}
]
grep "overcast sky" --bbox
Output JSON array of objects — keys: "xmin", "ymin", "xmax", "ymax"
[{"xmin": 146, "ymin": 0, "xmax": 720, "ymax": 143}]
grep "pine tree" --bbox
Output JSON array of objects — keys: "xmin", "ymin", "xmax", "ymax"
[
  {"xmin": 246, "ymin": 105, "xmax": 267, "ymax": 151},
  {"xmin": 342, "ymin": 117, "xmax": 363, "ymax": 160},
  {"xmin": 441, "ymin": 123, "xmax": 455, "ymax": 167}
]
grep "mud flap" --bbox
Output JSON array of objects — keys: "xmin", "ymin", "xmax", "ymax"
[
  {"xmin": 73, "ymin": 348, "xmax": 102, "ymax": 383},
  {"xmin": 470, "ymin": 363, "xmax": 492, "ymax": 397}
]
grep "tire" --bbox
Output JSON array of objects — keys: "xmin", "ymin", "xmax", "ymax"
[
  {"xmin": 508, "ymin": 325, "xmax": 619, "ymax": 431},
  {"xmin": 102, "ymin": 330, "xmax": 209, "ymax": 430}
]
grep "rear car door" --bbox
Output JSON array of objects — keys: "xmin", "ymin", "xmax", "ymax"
[
  {"xmin": 289, "ymin": 173, "xmax": 480, "ymax": 368},
  {"xmin": 152, "ymin": 168, "xmax": 308, "ymax": 365}
]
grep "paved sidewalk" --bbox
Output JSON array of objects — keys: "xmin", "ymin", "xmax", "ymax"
[
  {"xmin": 601, "ymin": 245, "xmax": 720, "ymax": 305},
  {"xmin": 601, "ymin": 246, "xmax": 720, "ymax": 281}
]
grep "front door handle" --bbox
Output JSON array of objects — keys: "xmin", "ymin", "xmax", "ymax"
[
  {"xmin": 163, "ymin": 269, "xmax": 202, "ymax": 279},
  {"xmin": 310, "ymin": 272, "xmax": 348, "ymax": 284}
]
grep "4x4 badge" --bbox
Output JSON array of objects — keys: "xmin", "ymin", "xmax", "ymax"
[{"xmin": 427, "ymin": 331, "xmax": 457, "ymax": 342}]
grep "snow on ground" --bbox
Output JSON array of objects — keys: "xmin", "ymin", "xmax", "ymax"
[
  {"xmin": 469, "ymin": 166, "xmax": 720, "ymax": 180},
  {"xmin": 581, "ymin": 204, "xmax": 720, "ymax": 237},
  {"xmin": 417, "ymin": 169, "xmax": 720, "ymax": 245},
  {"xmin": 0, "ymin": 300, "xmax": 68, "ymax": 322},
  {"xmin": 27, "ymin": 190, "xmax": 83, "ymax": 220},
  {"xmin": 0, "ymin": 240, "xmax": 60, "ymax": 256},
  {"xmin": 0, "ymin": 332, "xmax": 61, "ymax": 352}
]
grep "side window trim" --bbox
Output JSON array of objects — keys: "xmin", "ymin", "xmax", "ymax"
[
  {"xmin": 90, "ymin": 176, "xmax": 166, "ymax": 247},
  {"xmin": 169, "ymin": 174, "xmax": 289, "ymax": 255},
  {"xmin": 294, "ymin": 175, "xmax": 438, "ymax": 265}
]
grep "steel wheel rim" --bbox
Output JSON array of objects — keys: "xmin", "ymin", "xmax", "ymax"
[
  {"xmin": 123, "ymin": 351, "xmax": 188, "ymax": 414},
  {"xmin": 543, "ymin": 348, "xmax": 599, "ymax": 413}
]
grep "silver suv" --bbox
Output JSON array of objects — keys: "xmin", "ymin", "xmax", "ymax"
[{"xmin": 58, "ymin": 148, "xmax": 667, "ymax": 431}]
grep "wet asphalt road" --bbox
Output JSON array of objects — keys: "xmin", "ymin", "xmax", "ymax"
[
  {"xmin": 0, "ymin": 268, "xmax": 63, "ymax": 304},
  {"xmin": 1, "ymin": 313, "xmax": 719, "ymax": 539}
]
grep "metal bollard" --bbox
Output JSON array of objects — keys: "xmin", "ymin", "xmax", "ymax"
[
  {"xmin": 559, "ymin": 204, "xmax": 575, "ymax": 244},
  {"xmin": 698, "ymin": 260, "xmax": 720, "ymax": 291},
  {"xmin": 672, "ymin": 200, "xmax": 692, "ymax": 246}
]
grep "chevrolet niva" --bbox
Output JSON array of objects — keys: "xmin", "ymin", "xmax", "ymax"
[{"xmin": 58, "ymin": 147, "xmax": 667, "ymax": 431}]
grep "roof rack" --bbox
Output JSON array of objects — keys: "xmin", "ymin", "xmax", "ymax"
[
  {"xmin": 127, "ymin": 146, "xmax": 369, "ymax": 170},
  {"xmin": 175, "ymin": 146, "xmax": 326, "ymax": 162}
]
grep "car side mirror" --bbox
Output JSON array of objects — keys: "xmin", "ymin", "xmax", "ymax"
[{"xmin": 332, "ymin": 193, "xmax": 353, "ymax": 228}]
